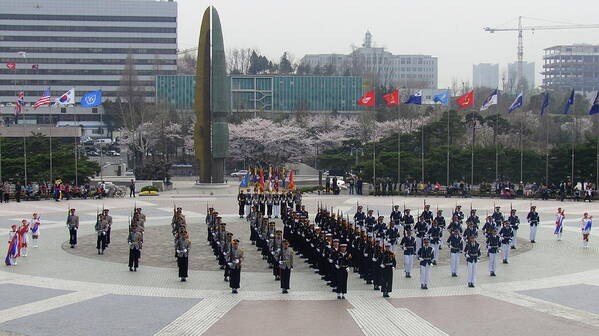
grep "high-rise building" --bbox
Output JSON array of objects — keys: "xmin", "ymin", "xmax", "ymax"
[
  {"xmin": 301, "ymin": 32, "xmax": 438, "ymax": 89},
  {"xmin": 0, "ymin": 0, "xmax": 177, "ymax": 105},
  {"xmin": 507, "ymin": 61, "xmax": 535, "ymax": 92},
  {"xmin": 542, "ymin": 44, "xmax": 599, "ymax": 93},
  {"xmin": 472, "ymin": 63, "xmax": 499, "ymax": 89}
]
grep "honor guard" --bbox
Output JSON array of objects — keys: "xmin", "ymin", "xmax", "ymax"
[
  {"xmin": 354, "ymin": 206, "xmax": 365, "ymax": 226},
  {"xmin": 402, "ymin": 209, "xmax": 414, "ymax": 235},
  {"xmin": 95, "ymin": 213, "xmax": 108, "ymax": 254},
  {"xmin": 427, "ymin": 220, "xmax": 442, "ymax": 265},
  {"xmin": 414, "ymin": 215, "xmax": 428, "ymax": 252},
  {"xmin": 365, "ymin": 210, "xmax": 376, "ymax": 232},
  {"xmin": 390, "ymin": 205, "xmax": 402, "ymax": 226},
  {"xmin": 380, "ymin": 243, "xmax": 396, "ymax": 297},
  {"xmin": 508, "ymin": 209, "xmax": 520, "ymax": 249},
  {"xmin": 463, "ymin": 221, "xmax": 478, "ymax": 240},
  {"xmin": 277, "ymin": 239, "xmax": 293, "ymax": 293},
  {"xmin": 422, "ymin": 204, "xmax": 433, "ymax": 221},
  {"xmin": 527, "ymin": 206, "xmax": 540, "ymax": 243},
  {"xmin": 492, "ymin": 206, "xmax": 504, "ymax": 226},
  {"xmin": 447, "ymin": 229, "xmax": 463, "ymax": 277},
  {"xmin": 237, "ymin": 190, "xmax": 246, "ymax": 218},
  {"xmin": 447, "ymin": 216, "xmax": 463, "ymax": 234},
  {"xmin": 66, "ymin": 208, "xmax": 79, "ymax": 248},
  {"xmin": 498, "ymin": 221, "xmax": 513, "ymax": 264},
  {"xmin": 417, "ymin": 238, "xmax": 434, "ymax": 290},
  {"xmin": 228, "ymin": 239, "xmax": 244, "ymax": 294},
  {"xmin": 102, "ymin": 209, "xmax": 113, "ymax": 247},
  {"xmin": 399, "ymin": 230, "xmax": 416, "ymax": 278},
  {"xmin": 128, "ymin": 224, "xmax": 143, "ymax": 272},
  {"xmin": 435, "ymin": 210, "xmax": 446, "ymax": 250},
  {"xmin": 453, "ymin": 205, "xmax": 465, "ymax": 222},
  {"xmin": 335, "ymin": 244, "xmax": 351, "ymax": 299},
  {"xmin": 486, "ymin": 228, "xmax": 500, "ymax": 276},
  {"xmin": 385, "ymin": 221, "xmax": 400, "ymax": 253},
  {"xmin": 464, "ymin": 235, "xmax": 481, "ymax": 288},
  {"xmin": 467, "ymin": 209, "xmax": 480, "ymax": 229},
  {"xmin": 175, "ymin": 232, "xmax": 190, "ymax": 282}
]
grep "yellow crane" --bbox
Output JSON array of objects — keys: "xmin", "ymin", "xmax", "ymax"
[{"xmin": 484, "ymin": 16, "xmax": 599, "ymax": 89}]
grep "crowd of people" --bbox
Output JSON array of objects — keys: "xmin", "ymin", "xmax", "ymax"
[{"xmin": 0, "ymin": 180, "xmax": 129, "ymax": 203}]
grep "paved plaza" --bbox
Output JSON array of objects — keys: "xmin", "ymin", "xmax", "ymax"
[{"xmin": 1, "ymin": 185, "xmax": 599, "ymax": 335}]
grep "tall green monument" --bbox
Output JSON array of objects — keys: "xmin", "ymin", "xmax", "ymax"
[{"xmin": 194, "ymin": 6, "xmax": 229, "ymax": 183}]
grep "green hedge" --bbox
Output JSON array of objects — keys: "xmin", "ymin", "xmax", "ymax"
[{"xmin": 140, "ymin": 185, "xmax": 159, "ymax": 192}]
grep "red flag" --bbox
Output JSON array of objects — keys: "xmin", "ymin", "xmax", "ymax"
[
  {"xmin": 288, "ymin": 170, "xmax": 295, "ymax": 191},
  {"xmin": 383, "ymin": 90, "xmax": 400, "ymax": 106},
  {"xmin": 456, "ymin": 91, "xmax": 474, "ymax": 108},
  {"xmin": 357, "ymin": 91, "xmax": 375, "ymax": 106},
  {"xmin": 31, "ymin": 64, "xmax": 39, "ymax": 69},
  {"xmin": 259, "ymin": 168, "xmax": 265, "ymax": 192},
  {"xmin": 6, "ymin": 62, "xmax": 16, "ymax": 70}
]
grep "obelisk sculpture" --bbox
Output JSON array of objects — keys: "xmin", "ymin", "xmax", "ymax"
[{"xmin": 194, "ymin": 6, "xmax": 229, "ymax": 183}]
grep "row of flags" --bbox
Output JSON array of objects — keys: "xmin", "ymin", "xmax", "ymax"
[
  {"xmin": 13, "ymin": 89, "xmax": 102, "ymax": 115},
  {"xmin": 358, "ymin": 89, "xmax": 599, "ymax": 116},
  {"xmin": 239, "ymin": 167, "xmax": 295, "ymax": 192},
  {"xmin": 5, "ymin": 62, "xmax": 39, "ymax": 70}
]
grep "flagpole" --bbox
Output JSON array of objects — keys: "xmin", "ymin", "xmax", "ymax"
[
  {"xmin": 397, "ymin": 102, "xmax": 401, "ymax": 190},
  {"xmin": 571, "ymin": 114, "xmax": 576, "ymax": 184},
  {"xmin": 421, "ymin": 105, "xmax": 424, "ymax": 183},
  {"xmin": 545, "ymin": 113, "xmax": 549, "ymax": 186},
  {"xmin": 23, "ymin": 136, "xmax": 27, "ymax": 185},
  {"xmin": 471, "ymin": 107, "xmax": 475, "ymax": 187},
  {"xmin": 49, "ymin": 102, "xmax": 53, "ymax": 184},
  {"xmin": 519, "ymin": 109, "xmax": 523, "ymax": 183},
  {"xmin": 446, "ymin": 103, "xmax": 450, "ymax": 187},
  {"xmin": 495, "ymin": 104, "xmax": 499, "ymax": 181}
]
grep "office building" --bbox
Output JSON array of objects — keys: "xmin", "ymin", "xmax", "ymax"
[
  {"xmin": 507, "ymin": 61, "xmax": 535, "ymax": 92},
  {"xmin": 472, "ymin": 63, "xmax": 499, "ymax": 89},
  {"xmin": 542, "ymin": 44, "xmax": 599, "ymax": 93}
]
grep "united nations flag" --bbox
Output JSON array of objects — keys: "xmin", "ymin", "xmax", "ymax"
[{"xmin": 81, "ymin": 90, "xmax": 102, "ymax": 107}]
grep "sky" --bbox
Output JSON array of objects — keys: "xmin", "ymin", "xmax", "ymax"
[{"xmin": 175, "ymin": 0, "xmax": 599, "ymax": 88}]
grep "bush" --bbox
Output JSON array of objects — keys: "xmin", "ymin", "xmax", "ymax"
[{"xmin": 141, "ymin": 185, "xmax": 159, "ymax": 192}]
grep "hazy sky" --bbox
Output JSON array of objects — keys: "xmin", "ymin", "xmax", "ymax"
[{"xmin": 176, "ymin": 0, "xmax": 599, "ymax": 88}]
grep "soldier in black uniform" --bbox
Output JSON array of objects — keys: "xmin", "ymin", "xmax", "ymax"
[
  {"xmin": 386, "ymin": 221, "xmax": 400, "ymax": 253},
  {"xmin": 492, "ymin": 206, "xmax": 504, "ymax": 226},
  {"xmin": 402, "ymin": 209, "xmax": 414, "ymax": 236},
  {"xmin": 390, "ymin": 205, "xmax": 402, "ymax": 227},
  {"xmin": 508, "ymin": 209, "xmax": 520, "ymax": 249},
  {"xmin": 463, "ymin": 221, "xmax": 478, "ymax": 240},
  {"xmin": 354, "ymin": 206, "xmax": 366, "ymax": 226},
  {"xmin": 365, "ymin": 210, "xmax": 376, "ymax": 233},
  {"xmin": 527, "ymin": 205, "xmax": 540, "ymax": 243},
  {"xmin": 422, "ymin": 204, "xmax": 433, "ymax": 221},
  {"xmin": 467, "ymin": 209, "xmax": 480, "ymax": 229},
  {"xmin": 380, "ymin": 243, "xmax": 396, "ymax": 297},
  {"xmin": 335, "ymin": 244, "xmax": 351, "ymax": 299},
  {"xmin": 447, "ymin": 215, "xmax": 463, "ymax": 234},
  {"xmin": 237, "ymin": 191, "xmax": 246, "ymax": 218}
]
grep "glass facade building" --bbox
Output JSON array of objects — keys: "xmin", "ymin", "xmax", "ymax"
[
  {"xmin": 156, "ymin": 75, "xmax": 364, "ymax": 114},
  {"xmin": 0, "ymin": 0, "xmax": 177, "ymax": 104}
]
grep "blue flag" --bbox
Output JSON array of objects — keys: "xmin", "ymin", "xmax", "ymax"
[
  {"xmin": 508, "ymin": 93, "xmax": 523, "ymax": 113},
  {"xmin": 540, "ymin": 92, "xmax": 550, "ymax": 115},
  {"xmin": 589, "ymin": 92, "xmax": 599, "ymax": 115},
  {"xmin": 80, "ymin": 90, "xmax": 102, "ymax": 107},
  {"xmin": 404, "ymin": 90, "xmax": 422, "ymax": 105},
  {"xmin": 433, "ymin": 90, "xmax": 449, "ymax": 105},
  {"xmin": 563, "ymin": 89, "xmax": 574, "ymax": 114},
  {"xmin": 480, "ymin": 89, "xmax": 498, "ymax": 111},
  {"xmin": 239, "ymin": 173, "xmax": 249, "ymax": 189}
]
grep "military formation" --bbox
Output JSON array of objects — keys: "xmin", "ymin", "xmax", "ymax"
[
  {"xmin": 238, "ymin": 190, "xmax": 302, "ymax": 219},
  {"xmin": 206, "ymin": 207, "xmax": 244, "ymax": 293}
]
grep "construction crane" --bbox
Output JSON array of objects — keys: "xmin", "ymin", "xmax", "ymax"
[
  {"xmin": 484, "ymin": 16, "xmax": 599, "ymax": 90},
  {"xmin": 177, "ymin": 47, "xmax": 198, "ymax": 55}
]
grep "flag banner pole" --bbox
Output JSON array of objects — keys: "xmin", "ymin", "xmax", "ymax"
[
  {"xmin": 421, "ymin": 105, "xmax": 424, "ymax": 183},
  {"xmin": 446, "ymin": 104, "xmax": 450, "ymax": 187},
  {"xmin": 495, "ymin": 104, "xmax": 499, "ymax": 181},
  {"xmin": 397, "ymin": 103, "xmax": 401, "ymax": 190},
  {"xmin": 520, "ymin": 109, "xmax": 524, "ymax": 183},
  {"xmin": 545, "ymin": 114, "xmax": 549, "ymax": 186}
]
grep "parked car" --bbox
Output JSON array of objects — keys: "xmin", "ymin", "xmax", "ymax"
[
  {"xmin": 108, "ymin": 150, "xmax": 120, "ymax": 156},
  {"xmin": 94, "ymin": 138, "xmax": 113, "ymax": 146},
  {"xmin": 230, "ymin": 170, "xmax": 248, "ymax": 177}
]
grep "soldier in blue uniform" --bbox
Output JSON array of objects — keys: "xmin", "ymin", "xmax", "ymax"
[
  {"xmin": 527, "ymin": 205, "xmax": 540, "ymax": 243},
  {"xmin": 464, "ymin": 235, "xmax": 481, "ymax": 287},
  {"xmin": 447, "ymin": 229, "xmax": 463, "ymax": 277},
  {"xmin": 467, "ymin": 209, "xmax": 480, "ymax": 229},
  {"xmin": 354, "ymin": 206, "xmax": 365, "ymax": 226},
  {"xmin": 492, "ymin": 206, "xmax": 504, "ymax": 226},
  {"xmin": 498, "ymin": 221, "xmax": 513, "ymax": 264},
  {"xmin": 417, "ymin": 238, "xmax": 434, "ymax": 289},
  {"xmin": 400, "ymin": 230, "xmax": 416, "ymax": 278},
  {"xmin": 508, "ymin": 209, "xmax": 520, "ymax": 249},
  {"xmin": 428, "ymin": 219, "xmax": 442, "ymax": 265},
  {"xmin": 486, "ymin": 228, "xmax": 500, "ymax": 276},
  {"xmin": 385, "ymin": 221, "xmax": 400, "ymax": 253},
  {"xmin": 453, "ymin": 205, "xmax": 465, "ymax": 222},
  {"xmin": 390, "ymin": 205, "xmax": 402, "ymax": 227},
  {"xmin": 402, "ymin": 209, "xmax": 414, "ymax": 236}
]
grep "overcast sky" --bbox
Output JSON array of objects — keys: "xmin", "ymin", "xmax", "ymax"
[{"xmin": 176, "ymin": 0, "xmax": 599, "ymax": 88}]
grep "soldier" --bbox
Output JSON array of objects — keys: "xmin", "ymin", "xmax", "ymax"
[
  {"xmin": 335, "ymin": 243, "xmax": 351, "ymax": 299},
  {"xmin": 95, "ymin": 213, "xmax": 108, "ymax": 255},
  {"xmin": 447, "ymin": 229, "xmax": 463, "ymax": 277},
  {"xmin": 228, "ymin": 239, "xmax": 244, "ymax": 294},
  {"xmin": 463, "ymin": 221, "xmax": 478, "ymax": 240},
  {"xmin": 527, "ymin": 205, "xmax": 540, "ymax": 243},
  {"xmin": 354, "ymin": 206, "xmax": 365, "ymax": 227},
  {"xmin": 499, "ymin": 221, "xmax": 513, "ymax": 264},
  {"xmin": 380, "ymin": 243, "xmax": 396, "ymax": 298},
  {"xmin": 417, "ymin": 238, "xmax": 434, "ymax": 290},
  {"xmin": 435, "ymin": 209, "xmax": 446, "ymax": 250},
  {"xmin": 277, "ymin": 239, "xmax": 294, "ymax": 294},
  {"xmin": 399, "ymin": 230, "xmax": 416, "ymax": 278},
  {"xmin": 464, "ymin": 235, "xmax": 481, "ymax": 288},
  {"xmin": 66, "ymin": 208, "xmax": 79, "ymax": 248},
  {"xmin": 222, "ymin": 232, "xmax": 233, "ymax": 281},
  {"xmin": 128, "ymin": 224, "xmax": 143, "ymax": 272},
  {"xmin": 390, "ymin": 205, "xmax": 402, "ymax": 227},
  {"xmin": 467, "ymin": 209, "xmax": 480, "ymax": 229},
  {"xmin": 447, "ymin": 215, "xmax": 463, "ymax": 234},
  {"xmin": 374, "ymin": 216, "xmax": 386, "ymax": 240},
  {"xmin": 508, "ymin": 209, "xmax": 520, "ymax": 249},
  {"xmin": 365, "ymin": 210, "xmax": 376, "ymax": 232},
  {"xmin": 482, "ymin": 215, "xmax": 496, "ymax": 239},
  {"xmin": 270, "ymin": 230, "xmax": 283, "ymax": 280},
  {"xmin": 31, "ymin": 213, "xmax": 41, "ymax": 248},
  {"xmin": 486, "ymin": 228, "xmax": 500, "ymax": 276},
  {"xmin": 385, "ymin": 221, "xmax": 400, "ymax": 253},
  {"xmin": 492, "ymin": 206, "xmax": 504, "ymax": 226},
  {"xmin": 414, "ymin": 215, "xmax": 428, "ymax": 252},
  {"xmin": 175, "ymin": 232, "xmax": 191, "ymax": 282},
  {"xmin": 273, "ymin": 194, "xmax": 281, "ymax": 218},
  {"xmin": 135, "ymin": 208, "xmax": 146, "ymax": 230},
  {"xmin": 428, "ymin": 219, "xmax": 442, "ymax": 265},
  {"xmin": 372, "ymin": 241, "xmax": 384, "ymax": 291},
  {"xmin": 453, "ymin": 205, "xmax": 465, "ymax": 222},
  {"xmin": 402, "ymin": 209, "xmax": 414, "ymax": 236},
  {"xmin": 422, "ymin": 204, "xmax": 433, "ymax": 221},
  {"xmin": 103, "ymin": 209, "xmax": 113, "ymax": 247},
  {"xmin": 237, "ymin": 190, "xmax": 246, "ymax": 218}
]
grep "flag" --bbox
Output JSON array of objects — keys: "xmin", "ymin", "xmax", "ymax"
[
  {"xmin": 239, "ymin": 173, "xmax": 250, "ymax": 190},
  {"xmin": 554, "ymin": 213, "xmax": 564, "ymax": 234},
  {"xmin": 508, "ymin": 93, "xmax": 524, "ymax": 113},
  {"xmin": 433, "ymin": 90, "xmax": 449, "ymax": 105},
  {"xmin": 80, "ymin": 90, "xmax": 102, "ymax": 107},
  {"xmin": 5, "ymin": 234, "xmax": 18, "ymax": 265},
  {"xmin": 357, "ymin": 91, "xmax": 375, "ymax": 106},
  {"xmin": 456, "ymin": 91, "xmax": 474, "ymax": 108},
  {"xmin": 383, "ymin": 90, "xmax": 399, "ymax": 106},
  {"xmin": 6, "ymin": 62, "xmax": 16, "ymax": 70},
  {"xmin": 288, "ymin": 170, "xmax": 295, "ymax": 190},
  {"xmin": 34, "ymin": 88, "xmax": 51, "ymax": 109},
  {"xmin": 17, "ymin": 51, "xmax": 27, "ymax": 58},
  {"xmin": 55, "ymin": 88, "xmax": 75, "ymax": 105},
  {"xmin": 31, "ymin": 64, "xmax": 39, "ymax": 70},
  {"xmin": 480, "ymin": 89, "xmax": 498, "ymax": 111},
  {"xmin": 584, "ymin": 219, "xmax": 592, "ymax": 232},
  {"xmin": 589, "ymin": 92, "xmax": 599, "ymax": 115},
  {"xmin": 563, "ymin": 89, "xmax": 575, "ymax": 114},
  {"xmin": 404, "ymin": 90, "xmax": 422, "ymax": 105},
  {"xmin": 541, "ymin": 92, "xmax": 550, "ymax": 115},
  {"xmin": 259, "ymin": 168, "xmax": 265, "ymax": 193},
  {"xmin": 15, "ymin": 92, "xmax": 25, "ymax": 115}
]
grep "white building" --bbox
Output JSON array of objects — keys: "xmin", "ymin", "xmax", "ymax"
[
  {"xmin": 301, "ymin": 32, "xmax": 438, "ymax": 89},
  {"xmin": 0, "ymin": 0, "xmax": 177, "ymax": 104},
  {"xmin": 472, "ymin": 63, "xmax": 499, "ymax": 89}
]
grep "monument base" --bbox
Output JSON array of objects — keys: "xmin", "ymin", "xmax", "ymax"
[{"xmin": 193, "ymin": 182, "xmax": 232, "ymax": 195}]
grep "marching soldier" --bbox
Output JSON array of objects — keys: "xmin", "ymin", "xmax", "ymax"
[
  {"xmin": 95, "ymin": 213, "xmax": 108, "ymax": 255},
  {"xmin": 508, "ymin": 209, "xmax": 520, "ymax": 249},
  {"xmin": 422, "ymin": 204, "xmax": 433, "ymax": 221},
  {"xmin": 365, "ymin": 210, "xmax": 376, "ymax": 232},
  {"xmin": 128, "ymin": 224, "xmax": 143, "ymax": 272},
  {"xmin": 399, "ymin": 230, "xmax": 416, "ymax": 278},
  {"xmin": 447, "ymin": 229, "xmax": 463, "ymax": 277},
  {"xmin": 464, "ymin": 235, "xmax": 481, "ymax": 288},
  {"xmin": 386, "ymin": 221, "xmax": 400, "ymax": 253},
  {"xmin": 467, "ymin": 209, "xmax": 480, "ymax": 229},
  {"xmin": 435, "ymin": 209, "xmax": 446, "ymax": 250},
  {"xmin": 228, "ymin": 239, "xmax": 244, "ymax": 294},
  {"xmin": 414, "ymin": 215, "xmax": 428, "ymax": 252},
  {"xmin": 390, "ymin": 205, "xmax": 402, "ymax": 227},
  {"xmin": 492, "ymin": 206, "xmax": 504, "ymax": 226},
  {"xmin": 428, "ymin": 219, "xmax": 442, "ymax": 265},
  {"xmin": 354, "ymin": 206, "xmax": 365, "ymax": 226},
  {"xmin": 380, "ymin": 243, "xmax": 396, "ymax": 297},
  {"xmin": 482, "ymin": 215, "xmax": 496, "ymax": 239},
  {"xmin": 335, "ymin": 243, "xmax": 351, "ymax": 299},
  {"xmin": 417, "ymin": 238, "xmax": 434, "ymax": 290},
  {"xmin": 447, "ymin": 215, "xmax": 463, "ymax": 234},
  {"xmin": 66, "ymin": 208, "xmax": 79, "ymax": 248},
  {"xmin": 277, "ymin": 239, "xmax": 293, "ymax": 294},
  {"xmin": 175, "ymin": 232, "xmax": 191, "ymax": 282},
  {"xmin": 453, "ymin": 205, "xmax": 465, "ymax": 222},
  {"xmin": 486, "ymin": 228, "xmax": 500, "ymax": 276},
  {"xmin": 103, "ymin": 209, "xmax": 113, "ymax": 247},
  {"xmin": 402, "ymin": 209, "xmax": 414, "ymax": 235},
  {"xmin": 463, "ymin": 221, "xmax": 478, "ymax": 240},
  {"xmin": 499, "ymin": 221, "xmax": 513, "ymax": 264},
  {"xmin": 527, "ymin": 205, "xmax": 540, "ymax": 243},
  {"xmin": 273, "ymin": 194, "xmax": 281, "ymax": 218}
]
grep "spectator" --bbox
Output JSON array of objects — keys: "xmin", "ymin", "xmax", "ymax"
[{"xmin": 129, "ymin": 179, "xmax": 136, "ymax": 197}]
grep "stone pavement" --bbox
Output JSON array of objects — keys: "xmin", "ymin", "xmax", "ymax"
[{"xmin": 0, "ymin": 190, "xmax": 598, "ymax": 335}]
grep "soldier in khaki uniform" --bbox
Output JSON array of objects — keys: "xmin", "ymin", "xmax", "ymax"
[
  {"xmin": 228, "ymin": 239, "xmax": 244, "ymax": 294},
  {"xmin": 128, "ymin": 224, "xmax": 143, "ymax": 271},
  {"xmin": 66, "ymin": 208, "xmax": 79, "ymax": 248},
  {"xmin": 277, "ymin": 239, "xmax": 294, "ymax": 294}
]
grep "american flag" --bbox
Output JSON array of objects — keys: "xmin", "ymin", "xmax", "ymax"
[
  {"xmin": 33, "ymin": 88, "xmax": 51, "ymax": 109},
  {"xmin": 15, "ymin": 91, "xmax": 25, "ymax": 115}
]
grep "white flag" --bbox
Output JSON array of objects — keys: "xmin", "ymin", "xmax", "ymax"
[
  {"xmin": 55, "ymin": 88, "xmax": 75, "ymax": 105},
  {"xmin": 480, "ymin": 89, "xmax": 498, "ymax": 111}
]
